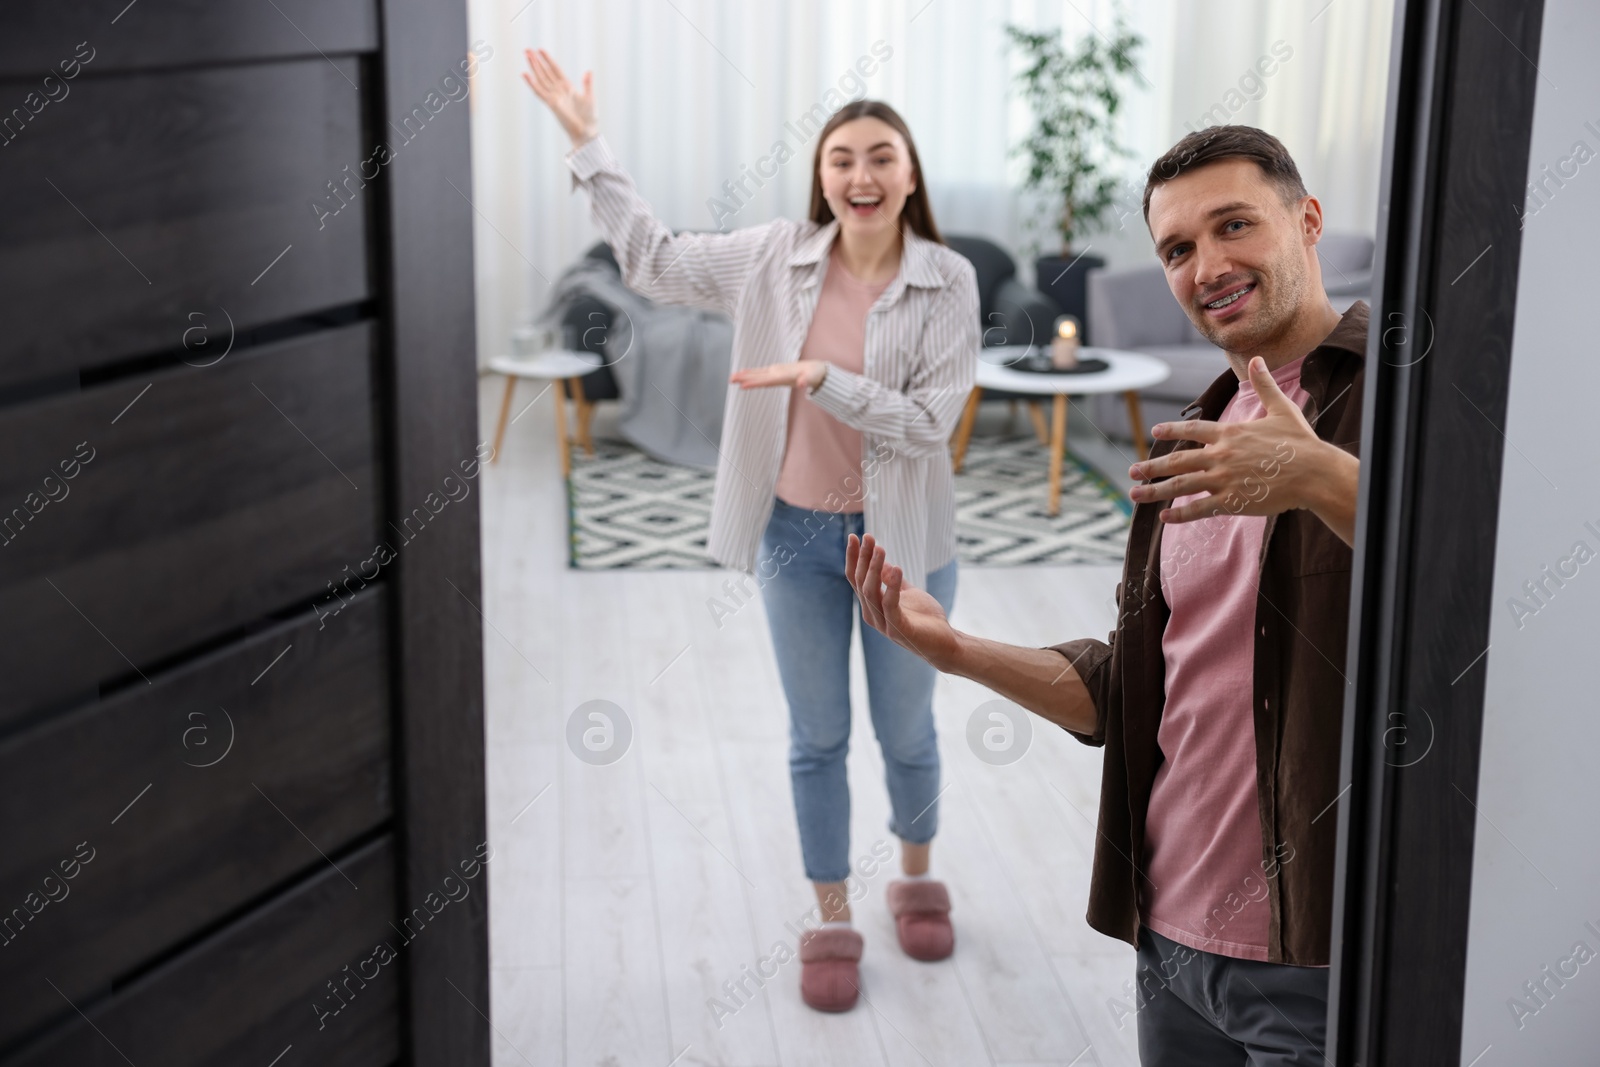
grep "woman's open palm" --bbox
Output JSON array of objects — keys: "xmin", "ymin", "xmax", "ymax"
[{"xmin": 522, "ymin": 48, "xmax": 597, "ymax": 145}]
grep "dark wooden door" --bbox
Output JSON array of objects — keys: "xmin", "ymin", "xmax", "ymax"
[
  {"xmin": 1328, "ymin": 0, "xmax": 1547, "ymax": 1062},
  {"xmin": 0, "ymin": 2, "xmax": 490, "ymax": 1063}
]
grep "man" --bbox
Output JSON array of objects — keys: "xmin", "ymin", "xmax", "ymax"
[{"xmin": 845, "ymin": 125, "xmax": 1366, "ymax": 1065}]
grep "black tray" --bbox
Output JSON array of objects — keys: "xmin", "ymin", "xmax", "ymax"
[{"xmin": 1000, "ymin": 352, "xmax": 1109, "ymax": 375}]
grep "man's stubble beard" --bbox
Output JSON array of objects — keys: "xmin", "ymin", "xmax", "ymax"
[{"xmin": 1188, "ymin": 248, "xmax": 1307, "ymax": 356}]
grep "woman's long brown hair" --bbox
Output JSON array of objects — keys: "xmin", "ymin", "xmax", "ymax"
[{"xmin": 807, "ymin": 100, "xmax": 944, "ymax": 245}]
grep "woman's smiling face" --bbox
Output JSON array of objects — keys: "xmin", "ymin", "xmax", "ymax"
[{"xmin": 819, "ymin": 116, "xmax": 917, "ymax": 235}]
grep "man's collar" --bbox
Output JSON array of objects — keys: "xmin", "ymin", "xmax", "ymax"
[
  {"xmin": 1318, "ymin": 299, "xmax": 1370, "ymax": 358},
  {"xmin": 1179, "ymin": 299, "xmax": 1369, "ymax": 420},
  {"xmin": 788, "ymin": 217, "xmax": 946, "ymax": 290}
]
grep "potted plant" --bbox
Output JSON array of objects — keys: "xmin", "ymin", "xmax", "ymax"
[{"xmin": 1004, "ymin": 15, "xmax": 1143, "ymax": 341}]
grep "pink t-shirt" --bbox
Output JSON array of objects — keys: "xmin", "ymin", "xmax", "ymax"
[
  {"xmin": 1138, "ymin": 354, "xmax": 1311, "ymax": 962},
  {"xmin": 774, "ymin": 243, "xmax": 893, "ymax": 513}
]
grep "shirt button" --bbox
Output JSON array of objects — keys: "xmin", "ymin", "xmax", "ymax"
[
  {"xmin": 1260, "ymin": 626, "xmax": 1267, "ymax": 637},
  {"xmin": 1263, "ymin": 698, "xmax": 1270, "ymax": 711}
]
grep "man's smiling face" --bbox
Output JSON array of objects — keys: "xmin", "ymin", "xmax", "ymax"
[{"xmin": 1148, "ymin": 157, "xmax": 1314, "ymax": 355}]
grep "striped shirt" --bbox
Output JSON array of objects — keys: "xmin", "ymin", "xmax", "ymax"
[{"xmin": 565, "ymin": 134, "xmax": 979, "ymax": 589}]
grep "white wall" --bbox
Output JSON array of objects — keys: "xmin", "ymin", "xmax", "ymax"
[
  {"xmin": 462, "ymin": 0, "xmax": 1392, "ymax": 367},
  {"xmin": 1458, "ymin": 0, "xmax": 1600, "ymax": 1062}
]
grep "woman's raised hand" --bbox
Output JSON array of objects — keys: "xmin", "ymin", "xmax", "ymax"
[{"xmin": 522, "ymin": 48, "xmax": 597, "ymax": 148}]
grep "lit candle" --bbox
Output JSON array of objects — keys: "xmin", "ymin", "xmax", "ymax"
[{"xmin": 1051, "ymin": 315, "xmax": 1081, "ymax": 369}]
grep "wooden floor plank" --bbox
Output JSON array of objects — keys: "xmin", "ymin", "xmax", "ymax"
[
  {"xmin": 564, "ymin": 876, "xmax": 672, "ymax": 1066},
  {"xmin": 490, "ymin": 966, "xmax": 563, "ymax": 1067},
  {"xmin": 635, "ymin": 574, "xmax": 780, "ymax": 1067},
  {"xmin": 1054, "ymin": 950, "xmax": 1145, "ymax": 1067},
  {"xmin": 488, "ymin": 743, "xmax": 562, "ymax": 969}
]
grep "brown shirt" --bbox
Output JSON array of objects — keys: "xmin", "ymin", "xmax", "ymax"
[{"xmin": 1047, "ymin": 300, "xmax": 1369, "ymax": 966}]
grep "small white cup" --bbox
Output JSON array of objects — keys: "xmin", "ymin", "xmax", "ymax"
[{"xmin": 513, "ymin": 324, "xmax": 561, "ymax": 357}]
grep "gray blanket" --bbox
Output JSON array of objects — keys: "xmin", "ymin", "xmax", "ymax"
[{"xmin": 534, "ymin": 258, "xmax": 732, "ymax": 471}]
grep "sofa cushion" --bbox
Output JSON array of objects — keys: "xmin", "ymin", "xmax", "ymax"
[
  {"xmin": 1087, "ymin": 264, "xmax": 1211, "ymax": 349},
  {"xmin": 1137, "ymin": 343, "xmax": 1230, "ymax": 402}
]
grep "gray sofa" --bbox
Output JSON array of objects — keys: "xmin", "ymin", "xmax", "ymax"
[{"xmin": 1085, "ymin": 233, "xmax": 1374, "ymax": 438}]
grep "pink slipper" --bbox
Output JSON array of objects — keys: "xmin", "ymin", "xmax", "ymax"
[
  {"xmin": 798, "ymin": 926, "xmax": 864, "ymax": 1012},
  {"xmin": 886, "ymin": 879, "xmax": 954, "ymax": 961}
]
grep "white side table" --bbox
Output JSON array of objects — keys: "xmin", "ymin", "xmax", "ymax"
[
  {"xmin": 488, "ymin": 350, "xmax": 603, "ymax": 475},
  {"xmin": 951, "ymin": 346, "xmax": 1171, "ymax": 515}
]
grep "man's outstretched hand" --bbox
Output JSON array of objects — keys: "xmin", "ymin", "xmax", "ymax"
[
  {"xmin": 845, "ymin": 532, "xmax": 960, "ymax": 671},
  {"xmin": 1127, "ymin": 355, "xmax": 1358, "ymax": 546},
  {"xmin": 848, "ymin": 533, "xmax": 1102, "ymax": 738}
]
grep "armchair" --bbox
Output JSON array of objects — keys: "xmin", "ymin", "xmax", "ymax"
[{"xmin": 944, "ymin": 234, "xmax": 1063, "ymax": 350}]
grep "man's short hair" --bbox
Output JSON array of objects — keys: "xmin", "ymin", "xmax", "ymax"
[{"xmin": 1141, "ymin": 125, "xmax": 1308, "ymax": 225}]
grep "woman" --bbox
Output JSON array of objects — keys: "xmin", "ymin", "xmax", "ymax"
[{"xmin": 524, "ymin": 48, "xmax": 978, "ymax": 1013}]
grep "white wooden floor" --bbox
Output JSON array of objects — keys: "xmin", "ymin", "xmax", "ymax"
[{"xmin": 477, "ymin": 375, "xmax": 1149, "ymax": 1067}]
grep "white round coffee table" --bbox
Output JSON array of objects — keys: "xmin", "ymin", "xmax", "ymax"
[
  {"xmin": 951, "ymin": 346, "xmax": 1171, "ymax": 515},
  {"xmin": 488, "ymin": 350, "xmax": 604, "ymax": 475}
]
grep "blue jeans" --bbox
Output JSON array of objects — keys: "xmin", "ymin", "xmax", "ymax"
[{"xmin": 757, "ymin": 494, "xmax": 959, "ymax": 884}]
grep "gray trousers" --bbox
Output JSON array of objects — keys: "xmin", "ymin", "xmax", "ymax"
[{"xmin": 1135, "ymin": 926, "xmax": 1330, "ymax": 1066}]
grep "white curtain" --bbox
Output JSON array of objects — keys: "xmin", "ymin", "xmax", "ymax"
[{"xmin": 464, "ymin": 0, "xmax": 1393, "ymax": 368}]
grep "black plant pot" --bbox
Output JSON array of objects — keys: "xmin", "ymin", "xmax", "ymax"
[{"xmin": 1034, "ymin": 251, "xmax": 1107, "ymax": 344}]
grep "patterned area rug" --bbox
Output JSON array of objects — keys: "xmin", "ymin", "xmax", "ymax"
[{"xmin": 567, "ymin": 434, "xmax": 1132, "ymax": 570}]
